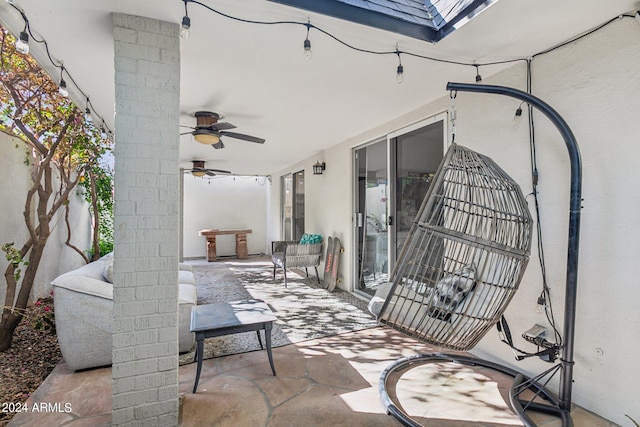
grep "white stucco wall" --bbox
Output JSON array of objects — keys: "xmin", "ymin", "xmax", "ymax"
[
  {"xmin": 182, "ymin": 174, "xmax": 270, "ymax": 258},
  {"xmin": 268, "ymin": 16, "xmax": 639, "ymax": 425},
  {"xmin": 0, "ymin": 132, "xmax": 92, "ymax": 302}
]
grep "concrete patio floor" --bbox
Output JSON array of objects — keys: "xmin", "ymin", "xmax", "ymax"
[{"xmin": 8, "ymin": 326, "xmax": 614, "ymax": 427}]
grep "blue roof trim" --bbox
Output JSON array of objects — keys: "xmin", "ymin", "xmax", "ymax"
[
  {"xmin": 267, "ymin": 0, "xmax": 495, "ymax": 42},
  {"xmin": 267, "ymin": 0, "xmax": 438, "ymax": 42}
]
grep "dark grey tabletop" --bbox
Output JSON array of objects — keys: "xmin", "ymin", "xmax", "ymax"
[{"xmin": 190, "ymin": 300, "xmax": 277, "ymax": 332}]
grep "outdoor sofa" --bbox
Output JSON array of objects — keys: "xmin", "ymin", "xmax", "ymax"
[{"xmin": 51, "ymin": 254, "xmax": 197, "ymax": 371}]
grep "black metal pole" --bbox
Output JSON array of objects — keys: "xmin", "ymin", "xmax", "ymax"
[{"xmin": 446, "ymin": 82, "xmax": 582, "ymax": 411}]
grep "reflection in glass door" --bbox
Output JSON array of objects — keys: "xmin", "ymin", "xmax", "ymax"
[
  {"xmin": 391, "ymin": 120, "xmax": 444, "ymax": 262},
  {"xmin": 281, "ymin": 171, "xmax": 305, "ymax": 241},
  {"xmin": 354, "ymin": 140, "xmax": 389, "ymax": 294},
  {"xmin": 354, "ymin": 115, "xmax": 446, "ymax": 297}
]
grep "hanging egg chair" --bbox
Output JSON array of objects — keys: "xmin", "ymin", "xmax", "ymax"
[{"xmin": 373, "ymin": 142, "xmax": 533, "ymax": 351}]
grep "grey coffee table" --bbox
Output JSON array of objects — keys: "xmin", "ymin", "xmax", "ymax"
[{"xmin": 190, "ymin": 299, "xmax": 277, "ymax": 393}]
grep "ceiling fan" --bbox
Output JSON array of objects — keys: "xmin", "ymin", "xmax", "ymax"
[
  {"xmin": 180, "ymin": 111, "xmax": 265, "ymax": 149},
  {"xmin": 185, "ymin": 160, "xmax": 231, "ymax": 177}
]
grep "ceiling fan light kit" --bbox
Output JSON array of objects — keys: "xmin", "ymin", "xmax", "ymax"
[
  {"xmin": 180, "ymin": 111, "xmax": 265, "ymax": 148},
  {"xmin": 187, "ymin": 160, "xmax": 231, "ymax": 177},
  {"xmin": 193, "ymin": 128, "xmax": 221, "ymax": 145}
]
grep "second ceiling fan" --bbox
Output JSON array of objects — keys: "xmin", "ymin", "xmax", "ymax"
[
  {"xmin": 185, "ymin": 160, "xmax": 231, "ymax": 177},
  {"xmin": 181, "ymin": 111, "xmax": 265, "ymax": 149}
]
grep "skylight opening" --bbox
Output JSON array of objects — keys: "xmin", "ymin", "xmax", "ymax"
[
  {"xmin": 267, "ymin": 0, "xmax": 500, "ymax": 42},
  {"xmin": 426, "ymin": 0, "xmax": 499, "ymax": 36}
]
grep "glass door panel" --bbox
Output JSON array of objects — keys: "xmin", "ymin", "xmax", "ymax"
[
  {"xmin": 281, "ymin": 175, "xmax": 293, "ymax": 241},
  {"xmin": 281, "ymin": 171, "xmax": 305, "ymax": 241},
  {"xmin": 392, "ymin": 121, "xmax": 444, "ymax": 258},
  {"xmin": 354, "ymin": 140, "xmax": 389, "ymax": 296},
  {"xmin": 293, "ymin": 170, "xmax": 305, "ymax": 241}
]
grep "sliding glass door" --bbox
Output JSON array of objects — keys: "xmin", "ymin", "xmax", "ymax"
[
  {"xmin": 281, "ymin": 170, "xmax": 305, "ymax": 241},
  {"xmin": 354, "ymin": 114, "xmax": 446, "ymax": 297},
  {"xmin": 354, "ymin": 139, "xmax": 389, "ymax": 292}
]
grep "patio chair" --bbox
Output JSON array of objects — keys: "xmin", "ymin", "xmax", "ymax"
[{"xmin": 272, "ymin": 234, "xmax": 323, "ymax": 288}]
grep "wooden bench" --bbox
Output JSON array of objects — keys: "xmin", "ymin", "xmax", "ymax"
[{"xmin": 199, "ymin": 228, "xmax": 252, "ymax": 261}]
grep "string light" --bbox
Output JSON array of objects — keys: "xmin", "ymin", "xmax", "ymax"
[
  {"xmin": 395, "ymin": 47, "xmax": 403, "ymax": 83},
  {"xmin": 179, "ymin": 0, "xmax": 528, "ymax": 83},
  {"xmin": 85, "ymin": 98, "xmax": 92, "ymax": 123},
  {"xmin": 3, "ymin": 1, "xmax": 114, "ymax": 138},
  {"xmin": 58, "ymin": 66, "xmax": 69, "ymax": 97},
  {"xmin": 303, "ymin": 20, "xmax": 312, "ymax": 60},
  {"xmin": 179, "ymin": 0, "xmax": 638, "ymax": 88},
  {"xmin": 180, "ymin": 1, "xmax": 191, "ymax": 40},
  {"xmin": 513, "ymin": 103, "xmax": 524, "ymax": 124},
  {"xmin": 181, "ymin": 16, "xmax": 191, "ymax": 39},
  {"xmin": 3, "ymin": 0, "xmax": 634, "ymax": 145},
  {"xmin": 15, "ymin": 30, "xmax": 29, "ymax": 54}
]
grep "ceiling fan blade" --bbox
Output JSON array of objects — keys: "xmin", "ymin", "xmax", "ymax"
[
  {"xmin": 180, "ymin": 131, "xmax": 193, "ymax": 136},
  {"xmin": 220, "ymin": 131, "xmax": 265, "ymax": 144},
  {"xmin": 180, "ymin": 125, "xmax": 195, "ymax": 129},
  {"xmin": 206, "ymin": 168, "xmax": 231, "ymax": 174},
  {"xmin": 212, "ymin": 141, "xmax": 225, "ymax": 149},
  {"xmin": 208, "ymin": 122, "xmax": 236, "ymax": 131},
  {"xmin": 205, "ymin": 171, "xmax": 216, "ymax": 176}
]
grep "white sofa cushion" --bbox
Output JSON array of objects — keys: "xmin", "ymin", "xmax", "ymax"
[
  {"xmin": 52, "ymin": 259, "xmax": 197, "ymax": 304},
  {"xmin": 179, "ymin": 263, "xmax": 193, "ymax": 272},
  {"xmin": 103, "ymin": 260, "xmax": 114, "ymax": 283},
  {"xmin": 52, "ymin": 261, "xmax": 113, "ymax": 299},
  {"xmin": 178, "ymin": 283, "xmax": 197, "ymax": 305},
  {"xmin": 178, "ymin": 270, "xmax": 195, "ymax": 285}
]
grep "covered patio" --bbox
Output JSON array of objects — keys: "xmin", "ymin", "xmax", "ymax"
[
  {"xmin": 1, "ymin": 1, "xmax": 639, "ymax": 426},
  {"xmin": 8, "ymin": 259, "xmax": 615, "ymax": 427}
]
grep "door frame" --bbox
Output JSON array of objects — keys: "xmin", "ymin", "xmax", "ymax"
[{"xmin": 352, "ymin": 112, "xmax": 448, "ymax": 296}]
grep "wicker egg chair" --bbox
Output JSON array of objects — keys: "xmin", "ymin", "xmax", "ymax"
[{"xmin": 375, "ymin": 142, "xmax": 533, "ymax": 351}]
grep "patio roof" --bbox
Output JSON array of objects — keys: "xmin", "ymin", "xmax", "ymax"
[{"xmin": 0, "ymin": 1, "xmax": 636, "ymax": 176}]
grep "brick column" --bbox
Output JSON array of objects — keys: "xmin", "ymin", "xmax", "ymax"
[{"xmin": 112, "ymin": 14, "xmax": 181, "ymax": 426}]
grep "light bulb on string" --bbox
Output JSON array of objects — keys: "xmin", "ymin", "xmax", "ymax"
[
  {"xmin": 85, "ymin": 98, "xmax": 92, "ymax": 123},
  {"xmin": 180, "ymin": 0, "xmax": 191, "ymax": 39},
  {"xmin": 303, "ymin": 21, "xmax": 312, "ymax": 60},
  {"xmin": 513, "ymin": 104, "xmax": 523, "ymax": 124},
  {"xmin": 181, "ymin": 16, "xmax": 191, "ymax": 39},
  {"xmin": 475, "ymin": 64, "xmax": 482, "ymax": 82},
  {"xmin": 536, "ymin": 295, "xmax": 545, "ymax": 314},
  {"xmin": 395, "ymin": 47, "xmax": 403, "ymax": 83},
  {"xmin": 58, "ymin": 79, "xmax": 68, "ymax": 97},
  {"xmin": 15, "ymin": 30, "xmax": 29, "ymax": 55},
  {"xmin": 396, "ymin": 64, "xmax": 404, "ymax": 83},
  {"xmin": 58, "ymin": 67, "xmax": 68, "ymax": 97}
]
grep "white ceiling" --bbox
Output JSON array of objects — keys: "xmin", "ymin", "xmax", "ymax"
[{"xmin": 1, "ymin": 0, "xmax": 637, "ymax": 175}]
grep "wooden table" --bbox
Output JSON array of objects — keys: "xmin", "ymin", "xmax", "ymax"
[
  {"xmin": 199, "ymin": 228, "xmax": 252, "ymax": 261},
  {"xmin": 190, "ymin": 300, "xmax": 277, "ymax": 393}
]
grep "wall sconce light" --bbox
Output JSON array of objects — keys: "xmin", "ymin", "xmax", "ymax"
[{"xmin": 313, "ymin": 161, "xmax": 326, "ymax": 175}]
